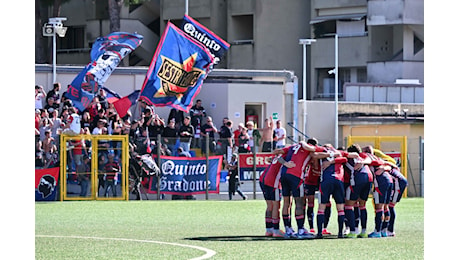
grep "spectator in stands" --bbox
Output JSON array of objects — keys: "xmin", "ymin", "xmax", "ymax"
[
  {"xmin": 200, "ymin": 116, "xmax": 218, "ymax": 154},
  {"xmin": 238, "ymin": 126, "xmax": 251, "ymax": 153},
  {"xmin": 178, "ymin": 146, "xmax": 192, "ymax": 157},
  {"xmin": 35, "ymin": 140, "xmax": 45, "ymax": 168},
  {"xmin": 35, "ymin": 85, "xmax": 46, "ymax": 109},
  {"xmin": 39, "ymin": 109, "xmax": 53, "ymax": 141},
  {"xmin": 86, "ymin": 96, "xmax": 101, "ymax": 122},
  {"xmin": 46, "ymin": 82, "xmax": 61, "ymax": 108},
  {"xmin": 168, "ymin": 108, "xmax": 184, "ymax": 130},
  {"xmin": 190, "ymin": 99, "xmax": 206, "ymax": 129},
  {"xmin": 178, "ymin": 116, "xmax": 194, "ymax": 153},
  {"xmin": 97, "ymin": 88, "xmax": 109, "ymax": 110},
  {"xmin": 163, "ymin": 119, "xmax": 178, "ymax": 156},
  {"xmin": 78, "ymin": 155, "xmax": 91, "ymax": 197},
  {"xmin": 261, "ymin": 116, "xmax": 275, "ymax": 152},
  {"xmin": 44, "ymin": 96, "xmax": 59, "ymax": 112},
  {"xmin": 104, "ymin": 153, "xmax": 120, "ymax": 197},
  {"xmin": 233, "ymin": 123, "xmax": 244, "ymax": 148},
  {"xmin": 91, "ymin": 108, "xmax": 107, "ymax": 132},
  {"xmin": 219, "ymin": 119, "xmax": 234, "ymax": 156},
  {"xmin": 246, "ymin": 121, "xmax": 261, "ymax": 152},
  {"xmin": 80, "ymin": 111, "xmax": 91, "ymax": 130},
  {"xmin": 35, "ymin": 109, "xmax": 41, "ymax": 141}
]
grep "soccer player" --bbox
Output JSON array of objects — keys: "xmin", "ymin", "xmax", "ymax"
[
  {"xmin": 316, "ymin": 144, "xmax": 359, "ymax": 239},
  {"xmin": 387, "ymin": 165, "xmax": 408, "ymax": 237},
  {"xmin": 303, "ymin": 138, "xmax": 333, "ymax": 235},
  {"xmin": 342, "ymin": 144, "xmax": 373, "ymax": 238},
  {"xmin": 362, "ymin": 146, "xmax": 394, "ymax": 238},
  {"xmin": 277, "ymin": 141, "xmax": 322, "ymax": 239},
  {"xmin": 259, "ymin": 154, "xmax": 295, "ymax": 237}
]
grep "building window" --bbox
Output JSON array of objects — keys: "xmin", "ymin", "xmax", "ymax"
[
  {"xmin": 357, "ymin": 68, "xmax": 367, "ymax": 82},
  {"xmin": 231, "ymin": 15, "xmax": 253, "ymax": 44},
  {"xmin": 57, "ymin": 26, "xmax": 85, "ymax": 50}
]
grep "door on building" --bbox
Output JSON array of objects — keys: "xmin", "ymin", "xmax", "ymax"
[{"xmin": 245, "ymin": 103, "xmax": 264, "ymax": 129}]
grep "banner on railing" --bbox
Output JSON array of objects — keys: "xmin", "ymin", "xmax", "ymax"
[
  {"xmin": 148, "ymin": 156, "xmax": 222, "ymax": 195},
  {"xmin": 35, "ymin": 167, "xmax": 60, "ymax": 201},
  {"xmin": 238, "ymin": 153, "xmax": 274, "ymax": 181}
]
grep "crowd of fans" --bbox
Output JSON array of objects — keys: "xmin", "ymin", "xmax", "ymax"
[{"xmin": 35, "ymin": 83, "xmax": 287, "ymax": 171}]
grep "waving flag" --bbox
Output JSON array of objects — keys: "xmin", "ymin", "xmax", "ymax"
[
  {"xmin": 181, "ymin": 14, "xmax": 230, "ymax": 65},
  {"xmin": 102, "ymin": 87, "xmax": 122, "ymax": 104},
  {"xmin": 113, "ymin": 90, "xmax": 140, "ymax": 118},
  {"xmin": 65, "ymin": 32, "xmax": 143, "ymax": 111},
  {"xmin": 139, "ymin": 22, "xmax": 214, "ymax": 112}
]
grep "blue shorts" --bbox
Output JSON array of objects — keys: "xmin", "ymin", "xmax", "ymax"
[
  {"xmin": 390, "ymin": 177, "xmax": 407, "ymax": 203},
  {"xmin": 304, "ymin": 184, "xmax": 318, "ymax": 196},
  {"xmin": 280, "ymin": 173, "xmax": 303, "ymax": 198},
  {"xmin": 373, "ymin": 175, "xmax": 393, "ymax": 204},
  {"xmin": 260, "ymin": 183, "xmax": 282, "ymax": 201},
  {"xmin": 345, "ymin": 181, "xmax": 372, "ymax": 201},
  {"xmin": 319, "ymin": 178, "xmax": 345, "ymax": 204}
]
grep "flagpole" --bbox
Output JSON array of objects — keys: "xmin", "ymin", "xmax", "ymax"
[{"xmin": 185, "ymin": 0, "xmax": 189, "ymax": 15}]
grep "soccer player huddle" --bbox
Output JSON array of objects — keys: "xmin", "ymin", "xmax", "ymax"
[{"xmin": 259, "ymin": 138, "xmax": 407, "ymax": 239}]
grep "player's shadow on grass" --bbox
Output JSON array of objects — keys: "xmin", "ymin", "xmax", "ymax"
[{"xmin": 184, "ymin": 235, "xmax": 333, "ymax": 241}]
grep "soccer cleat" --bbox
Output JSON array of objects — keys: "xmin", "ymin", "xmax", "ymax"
[
  {"xmin": 284, "ymin": 227, "xmax": 296, "ymax": 238},
  {"xmin": 272, "ymin": 229, "xmax": 285, "ymax": 238},
  {"xmin": 357, "ymin": 232, "xmax": 368, "ymax": 238},
  {"xmin": 322, "ymin": 228, "xmax": 332, "ymax": 235},
  {"xmin": 309, "ymin": 228, "xmax": 315, "ymax": 234},
  {"xmin": 381, "ymin": 231, "xmax": 388, "ymax": 237},
  {"xmin": 387, "ymin": 231, "xmax": 396, "ymax": 237},
  {"xmin": 337, "ymin": 234, "xmax": 345, "ymax": 239},
  {"xmin": 265, "ymin": 228, "xmax": 274, "ymax": 237},
  {"xmin": 295, "ymin": 228, "xmax": 315, "ymax": 239},
  {"xmin": 345, "ymin": 233, "xmax": 357, "ymax": 238},
  {"xmin": 368, "ymin": 231, "xmax": 382, "ymax": 238},
  {"xmin": 315, "ymin": 233, "xmax": 324, "ymax": 239}
]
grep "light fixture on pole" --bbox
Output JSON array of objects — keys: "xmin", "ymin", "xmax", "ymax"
[
  {"xmin": 298, "ymin": 38, "xmax": 316, "ymax": 140},
  {"xmin": 43, "ymin": 17, "xmax": 67, "ymax": 84}
]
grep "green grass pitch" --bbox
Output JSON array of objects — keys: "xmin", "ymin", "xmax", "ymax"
[{"xmin": 35, "ymin": 198, "xmax": 423, "ymax": 259}]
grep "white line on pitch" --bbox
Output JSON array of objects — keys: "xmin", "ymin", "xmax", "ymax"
[{"xmin": 36, "ymin": 235, "xmax": 216, "ymax": 260}]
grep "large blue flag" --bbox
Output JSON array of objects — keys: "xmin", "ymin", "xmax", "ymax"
[
  {"xmin": 139, "ymin": 22, "xmax": 214, "ymax": 112},
  {"xmin": 181, "ymin": 14, "xmax": 230, "ymax": 65},
  {"xmin": 65, "ymin": 32, "xmax": 143, "ymax": 111}
]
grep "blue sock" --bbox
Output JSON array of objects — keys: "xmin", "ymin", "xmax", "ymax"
[
  {"xmin": 317, "ymin": 210, "xmax": 325, "ymax": 235},
  {"xmin": 307, "ymin": 203, "xmax": 315, "ymax": 229},
  {"xmin": 324, "ymin": 204, "xmax": 331, "ymax": 228},
  {"xmin": 375, "ymin": 209, "xmax": 383, "ymax": 232},
  {"xmin": 360, "ymin": 206, "xmax": 368, "ymax": 231},
  {"xmin": 354, "ymin": 206, "xmax": 360, "ymax": 229},
  {"xmin": 338, "ymin": 210, "xmax": 345, "ymax": 236},
  {"xmin": 389, "ymin": 205, "xmax": 396, "ymax": 232},
  {"xmin": 345, "ymin": 206, "xmax": 356, "ymax": 232}
]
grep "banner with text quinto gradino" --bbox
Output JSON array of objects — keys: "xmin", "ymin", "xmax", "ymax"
[{"xmin": 148, "ymin": 156, "xmax": 222, "ymax": 195}]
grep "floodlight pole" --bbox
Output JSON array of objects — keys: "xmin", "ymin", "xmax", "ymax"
[
  {"xmin": 53, "ymin": 32, "xmax": 57, "ymax": 83},
  {"xmin": 298, "ymin": 39, "xmax": 316, "ymax": 140},
  {"xmin": 334, "ymin": 34, "xmax": 339, "ymax": 148}
]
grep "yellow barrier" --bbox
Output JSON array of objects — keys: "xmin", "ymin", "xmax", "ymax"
[
  {"xmin": 59, "ymin": 134, "xmax": 129, "ymax": 201},
  {"xmin": 347, "ymin": 136, "xmax": 407, "ymax": 198}
]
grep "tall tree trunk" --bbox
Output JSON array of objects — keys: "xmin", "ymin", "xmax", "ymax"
[
  {"xmin": 108, "ymin": 0, "xmax": 122, "ymax": 33},
  {"xmin": 35, "ymin": 0, "xmax": 48, "ymax": 64}
]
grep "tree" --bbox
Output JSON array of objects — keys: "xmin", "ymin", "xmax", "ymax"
[{"xmin": 108, "ymin": 0, "xmax": 123, "ymax": 33}]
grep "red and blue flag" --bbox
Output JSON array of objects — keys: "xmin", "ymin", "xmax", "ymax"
[
  {"xmin": 181, "ymin": 14, "xmax": 230, "ymax": 66},
  {"xmin": 113, "ymin": 90, "xmax": 140, "ymax": 118},
  {"xmin": 139, "ymin": 22, "xmax": 214, "ymax": 112},
  {"xmin": 65, "ymin": 32, "xmax": 143, "ymax": 111}
]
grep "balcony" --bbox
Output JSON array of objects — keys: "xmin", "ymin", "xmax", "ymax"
[{"xmin": 367, "ymin": 0, "xmax": 424, "ymax": 26}]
